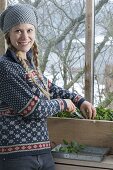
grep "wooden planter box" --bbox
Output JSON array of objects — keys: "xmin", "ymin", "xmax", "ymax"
[{"xmin": 47, "ymin": 117, "xmax": 113, "ymax": 170}]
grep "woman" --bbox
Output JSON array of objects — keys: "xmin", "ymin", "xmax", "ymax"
[{"xmin": 0, "ymin": 3, "xmax": 96, "ymax": 170}]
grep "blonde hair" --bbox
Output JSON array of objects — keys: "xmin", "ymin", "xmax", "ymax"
[{"xmin": 5, "ymin": 33, "xmax": 50, "ymax": 99}]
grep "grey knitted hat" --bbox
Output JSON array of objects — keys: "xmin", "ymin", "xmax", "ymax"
[{"xmin": 0, "ymin": 3, "xmax": 38, "ymax": 33}]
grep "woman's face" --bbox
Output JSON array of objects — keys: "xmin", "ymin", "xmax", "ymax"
[{"xmin": 9, "ymin": 23, "xmax": 36, "ymax": 53}]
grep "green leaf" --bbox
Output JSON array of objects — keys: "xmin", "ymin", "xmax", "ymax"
[{"xmin": 63, "ymin": 139, "xmax": 68, "ymax": 145}]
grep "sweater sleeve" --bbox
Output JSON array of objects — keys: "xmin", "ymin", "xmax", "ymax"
[
  {"xmin": 48, "ymin": 79, "xmax": 85, "ymax": 109},
  {"xmin": 0, "ymin": 61, "xmax": 67, "ymax": 119}
]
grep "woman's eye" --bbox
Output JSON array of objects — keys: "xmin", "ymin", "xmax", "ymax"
[
  {"xmin": 27, "ymin": 29, "xmax": 33, "ymax": 33},
  {"xmin": 15, "ymin": 30, "xmax": 21, "ymax": 33}
]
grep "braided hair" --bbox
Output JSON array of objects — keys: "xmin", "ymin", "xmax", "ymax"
[{"xmin": 5, "ymin": 33, "xmax": 51, "ymax": 99}]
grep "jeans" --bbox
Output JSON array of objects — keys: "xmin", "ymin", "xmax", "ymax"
[{"xmin": 0, "ymin": 153, "xmax": 56, "ymax": 170}]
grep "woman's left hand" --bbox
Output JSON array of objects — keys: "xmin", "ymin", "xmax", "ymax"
[{"xmin": 80, "ymin": 101, "xmax": 96, "ymax": 119}]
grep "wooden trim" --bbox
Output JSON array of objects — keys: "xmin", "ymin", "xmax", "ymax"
[
  {"xmin": 48, "ymin": 118, "xmax": 113, "ymax": 169},
  {"xmin": 48, "ymin": 118, "xmax": 113, "ymax": 151},
  {"xmin": 0, "ymin": 0, "xmax": 7, "ymax": 55},
  {"xmin": 85, "ymin": 0, "xmax": 95, "ymax": 103}
]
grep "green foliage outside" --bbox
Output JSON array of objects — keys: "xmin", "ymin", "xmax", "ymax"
[
  {"xmin": 95, "ymin": 106, "xmax": 113, "ymax": 120},
  {"xmin": 54, "ymin": 106, "xmax": 113, "ymax": 121}
]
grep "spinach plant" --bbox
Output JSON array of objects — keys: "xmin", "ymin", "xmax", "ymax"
[
  {"xmin": 54, "ymin": 106, "xmax": 113, "ymax": 121},
  {"xmin": 55, "ymin": 139, "xmax": 85, "ymax": 153}
]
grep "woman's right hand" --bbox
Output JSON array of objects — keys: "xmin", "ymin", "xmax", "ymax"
[{"xmin": 64, "ymin": 99, "xmax": 76, "ymax": 113}]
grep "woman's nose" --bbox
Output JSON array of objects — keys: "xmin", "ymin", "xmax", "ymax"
[{"xmin": 21, "ymin": 31, "xmax": 28, "ymax": 40}]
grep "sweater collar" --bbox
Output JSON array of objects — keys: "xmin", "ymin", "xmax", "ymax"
[{"xmin": 5, "ymin": 48, "xmax": 33, "ymax": 64}]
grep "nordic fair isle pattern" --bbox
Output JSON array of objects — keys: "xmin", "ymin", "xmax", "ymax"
[
  {"xmin": 0, "ymin": 96, "xmax": 38, "ymax": 116},
  {"xmin": 19, "ymin": 95, "xmax": 38, "ymax": 116},
  {"xmin": 0, "ymin": 142, "xmax": 50, "ymax": 154},
  {"xmin": 0, "ymin": 49, "xmax": 85, "ymax": 157}
]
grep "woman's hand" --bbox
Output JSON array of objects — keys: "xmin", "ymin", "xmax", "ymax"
[
  {"xmin": 80, "ymin": 101, "xmax": 96, "ymax": 119},
  {"xmin": 64, "ymin": 99, "xmax": 76, "ymax": 113}
]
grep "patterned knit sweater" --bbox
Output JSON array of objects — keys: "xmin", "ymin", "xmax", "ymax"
[{"xmin": 0, "ymin": 49, "xmax": 85, "ymax": 158}]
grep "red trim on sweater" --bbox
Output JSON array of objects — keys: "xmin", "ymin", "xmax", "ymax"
[
  {"xmin": 20, "ymin": 96, "xmax": 39, "ymax": 116},
  {"xmin": 0, "ymin": 142, "xmax": 51, "ymax": 154}
]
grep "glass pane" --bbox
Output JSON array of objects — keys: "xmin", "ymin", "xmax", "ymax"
[{"xmin": 94, "ymin": 0, "xmax": 113, "ymax": 106}]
